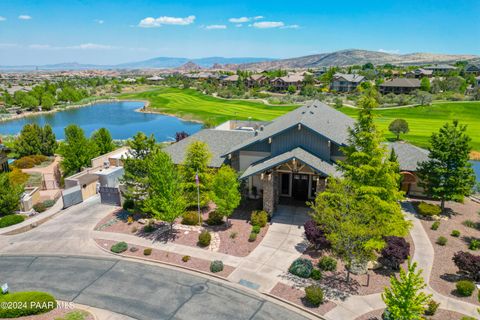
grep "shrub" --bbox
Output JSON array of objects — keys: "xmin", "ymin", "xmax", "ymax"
[
  {"xmin": 210, "ymin": 260, "xmax": 224, "ymax": 273},
  {"xmin": 417, "ymin": 202, "xmax": 441, "ymax": 217},
  {"xmin": 182, "ymin": 255, "xmax": 190, "ymax": 262},
  {"xmin": 424, "ymin": 299, "xmax": 440, "ymax": 316},
  {"xmin": 453, "ymin": 251, "xmax": 480, "ymax": 281},
  {"xmin": 304, "ymin": 285, "xmax": 324, "ymax": 306},
  {"xmin": 110, "ymin": 241, "xmax": 128, "ymax": 253},
  {"xmin": 310, "ymin": 269, "xmax": 322, "ymax": 280},
  {"xmin": 229, "ymin": 231, "xmax": 237, "ymax": 239},
  {"xmin": 460, "ymin": 317, "xmax": 476, "ymax": 320},
  {"xmin": 182, "ymin": 211, "xmax": 202, "ymax": 225},
  {"xmin": 122, "ymin": 199, "xmax": 134, "ymax": 210},
  {"xmin": 143, "ymin": 248, "xmax": 152, "ymax": 256},
  {"xmin": 436, "ymin": 236, "xmax": 447, "ymax": 246},
  {"xmin": 43, "ymin": 200, "xmax": 55, "ymax": 208},
  {"xmin": 12, "ymin": 157, "xmax": 36, "ymax": 169},
  {"xmin": 248, "ymin": 232, "xmax": 257, "ymax": 242},
  {"xmin": 304, "ymin": 220, "xmax": 330, "ymax": 249},
  {"xmin": 0, "ymin": 215, "xmax": 25, "ymax": 228},
  {"xmin": 431, "ymin": 221, "xmax": 440, "ymax": 230},
  {"xmin": 252, "ymin": 225, "xmax": 261, "ymax": 234},
  {"xmin": 0, "ymin": 291, "xmax": 57, "ymax": 318},
  {"xmin": 129, "ymin": 246, "xmax": 138, "ymax": 252},
  {"xmin": 251, "ymin": 210, "xmax": 268, "ymax": 227},
  {"xmin": 143, "ymin": 222, "xmax": 156, "ymax": 233},
  {"xmin": 289, "ymin": 258, "xmax": 313, "ymax": 278},
  {"xmin": 469, "ymin": 239, "xmax": 480, "ymax": 251},
  {"xmin": 206, "ymin": 211, "xmax": 224, "ymax": 226},
  {"xmin": 33, "ymin": 202, "xmax": 46, "ymax": 213},
  {"xmin": 451, "ymin": 230, "xmax": 461, "ymax": 237},
  {"xmin": 462, "ymin": 220, "xmax": 480, "ymax": 230},
  {"xmin": 127, "ymin": 216, "xmax": 134, "ymax": 224},
  {"xmin": 318, "ymin": 256, "xmax": 337, "ymax": 272},
  {"xmin": 198, "ymin": 230, "xmax": 211, "ymax": 247},
  {"xmin": 380, "ymin": 236, "xmax": 410, "ymax": 270},
  {"xmin": 456, "ymin": 280, "xmax": 475, "ymax": 297}
]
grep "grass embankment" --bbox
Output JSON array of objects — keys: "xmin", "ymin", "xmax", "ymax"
[
  {"xmin": 119, "ymin": 87, "xmax": 299, "ymax": 125},
  {"xmin": 339, "ymin": 101, "xmax": 480, "ymax": 152}
]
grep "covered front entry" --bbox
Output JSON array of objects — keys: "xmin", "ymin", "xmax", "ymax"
[{"xmin": 292, "ymin": 174, "xmax": 309, "ymax": 201}]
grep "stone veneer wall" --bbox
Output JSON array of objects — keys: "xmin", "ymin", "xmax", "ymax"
[{"xmin": 262, "ymin": 172, "xmax": 279, "ymax": 214}]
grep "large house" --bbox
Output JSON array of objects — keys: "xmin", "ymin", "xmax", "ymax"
[
  {"xmin": 424, "ymin": 64, "xmax": 456, "ymax": 73},
  {"xmin": 330, "ymin": 73, "xmax": 365, "ymax": 92},
  {"xmin": 379, "ymin": 78, "xmax": 421, "ymax": 94},
  {"xmin": 164, "ymin": 102, "xmax": 428, "ymax": 213},
  {"xmin": 270, "ymin": 74, "xmax": 304, "ymax": 91},
  {"xmin": 466, "ymin": 64, "xmax": 480, "ymax": 75},
  {"xmin": 406, "ymin": 68, "xmax": 433, "ymax": 78}
]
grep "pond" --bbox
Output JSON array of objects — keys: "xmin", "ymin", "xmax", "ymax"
[
  {"xmin": 0, "ymin": 101, "xmax": 203, "ymax": 141},
  {"xmin": 472, "ymin": 160, "xmax": 480, "ymax": 183}
]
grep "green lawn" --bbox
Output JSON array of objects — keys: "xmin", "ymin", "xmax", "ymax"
[
  {"xmin": 339, "ymin": 101, "xmax": 480, "ymax": 152},
  {"xmin": 119, "ymin": 87, "xmax": 299, "ymax": 125}
]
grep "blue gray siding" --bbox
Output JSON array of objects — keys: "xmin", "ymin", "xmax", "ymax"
[{"xmin": 271, "ymin": 126, "xmax": 330, "ymax": 159}]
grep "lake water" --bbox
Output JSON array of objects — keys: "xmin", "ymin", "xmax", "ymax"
[
  {"xmin": 0, "ymin": 101, "xmax": 203, "ymax": 141},
  {"xmin": 472, "ymin": 161, "xmax": 480, "ymax": 183}
]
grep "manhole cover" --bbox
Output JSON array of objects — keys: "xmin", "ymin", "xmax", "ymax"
[{"xmin": 191, "ymin": 283, "xmax": 208, "ymax": 294}]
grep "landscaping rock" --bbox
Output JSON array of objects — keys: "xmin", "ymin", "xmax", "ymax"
[
  {"xmin": 367, "ymin": 260, "xmax": 382, "ymax": 270},
  {"xmin": 349, "ymin": 260, "xmax": 368, "ymax": 275},
  {"xmin": 138, "ymin": 219, "xmax": 147, "ymax": 225}
]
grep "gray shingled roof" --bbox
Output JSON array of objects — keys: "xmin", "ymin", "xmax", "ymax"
[
  {"xmin": 226, "ymin": 101, "xmax": 355, "ymax": 155},
  {"xmin": 386, "ymin": 142, "xmax": 429, "ymax": 172},
  {"xmin": 239, "ymin": 147, "xmax": 339, "ymax": 179},
  {"xmin": 380, "ymin": 78, "xmax": 421, "ymax": 88},
  {"xmin": 164, "ymin": 129, "xmax": 255, "ymax": 168},
  {"xmin": 333, "ymin": 73, "xmax": 365, "ymax": 83}
]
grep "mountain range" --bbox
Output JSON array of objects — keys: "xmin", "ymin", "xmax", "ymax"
[{"xmin": 0, "ymin": 49, "xmax": 478, "ymax": 71}]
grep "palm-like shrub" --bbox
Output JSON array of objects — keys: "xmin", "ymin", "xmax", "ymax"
[
  {"xmin": 289, "ymin": 258, "xmax": 313, "ymax": 278},
  {"xmin": 380, "ymin": 236, "xmax": 410, "ymax": 270}
]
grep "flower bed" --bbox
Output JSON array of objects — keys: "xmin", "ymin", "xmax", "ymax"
[
  {"xmin": 270, "ymin": 283, "xmax": 336, "ymax": 316},
  {"xmin": 417, "ymin": 198, "xmax": 480, "ymax": 305},
  {"xmin": 354, "ymin": 308, "xmax": 471, "ymax": 320},
  {"xmin": 95, "ymin": 239, "xmax": 235, "ymax": 278}
]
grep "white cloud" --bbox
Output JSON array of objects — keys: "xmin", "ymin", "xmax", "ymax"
[
  {"xmin": 229, "ymin": 17, "xmax": 250, "ymax": 23},
  {"xmin": 205, "ymin": 24, "xmax": 227, "ymax": 30},
  {"xmin": 0, "ymin": 16, "xmax": 6, "ymax": 21},
  {"xmin": 378, "ymin": 49, "xmax": 400, "ymax": 54},
  {"xmin": 29, "ymin": 44, "xmax": 51, "ymax": 49},
  {"xmin": 139, "ymin": 15, "xmax": 195, "ymax": 28},
  {"xmin": 252, "ymin": 21, "xmax": 284, "ymax": 29},
  {"xmin": 95, "ymin": 19, "xmax": 104, "ymax": 24},
  {"xmin": 253, "ymin": 16, "xmax": 264, "ymax": 20},
  {"xmin": 281, "ymin": 24, "xmax": 300, "ymax": 29},
  {"xmin": 18, "ymin": 15, "xmax": 32, "ymax": 20},
  {"xmin": 235, "ymin": 24, "xmax": 243, "ymax": 27},
  {"xmin": 68, "ymin": 43, "xmax": 115, "ymax": 50}
]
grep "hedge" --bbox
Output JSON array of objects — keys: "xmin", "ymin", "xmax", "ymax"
[
  {"xmin": 0, "ymin": 291, "xmax": 57, "ymax": 318},
  {"xmin": 0, "ymin": 215, "xmax": 25, "ymax": 229}
]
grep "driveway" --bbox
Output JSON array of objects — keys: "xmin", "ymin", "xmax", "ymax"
[
  {"xmin": 0, "ymin": 195, "xmax": 111, "ymax": 256},
  {"xmin": 0, "ymin": 255, "xmax": 310, "ymax": 320},
  {"xmin": 228, "ymin": 205, "xmax": 309, "ymax": 292}
]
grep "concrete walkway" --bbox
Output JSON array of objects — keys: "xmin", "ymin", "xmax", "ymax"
[
  {"xmin": 227, "ymin": 205, "xmax": 309, "ymax": 292},
  {"xmin": 324, "ymin": 201, "xmax": 480, "ymax": 320}
]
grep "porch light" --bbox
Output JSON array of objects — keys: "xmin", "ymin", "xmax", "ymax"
[
  {"xmin": 228, "ymin": 153, "xmax": 232, "ymax": 159},
  {"xmin": 298, "ymin": 123, "xmax": 302, "ymax": 130},
  {"xmin": 261, "ymin": 173, "xmax": 264, "ymax": 180},
  {"xmin": 268, "ymin": 137, "xmax": 272, "ymax": 144},
  {"xmin": 328, "ymin": 140, "xmax": 331, "ymax": 148}
]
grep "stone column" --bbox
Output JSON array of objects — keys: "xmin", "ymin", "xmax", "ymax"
[{"xmin": 262, "ymin": 172, "xmax": 278, "ymax": 214}]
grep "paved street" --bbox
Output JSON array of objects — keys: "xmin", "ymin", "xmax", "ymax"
[{"xmin": 0, "ymin": 255, "xmax": 310, "ymax": 320}]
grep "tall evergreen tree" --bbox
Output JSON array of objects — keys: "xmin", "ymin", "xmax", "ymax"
[
  {"xmin": 91, "ymin": 128, "xmax": 115, "ymax": 155},
  {"xmin": 120, "ymin": 132, "xmax": 157, "ymax": 209},
  {"xmin": 418, "ymin": 120, "xmax": 476, "ymax": 211},
  {"xmin": 58, "ymin": 125, "xmax": 98, "ymax": 177},
  {"xmin": 14, "ymin": 123, "xmax": 43, "ymax": 157},
  {"xmin": 181, "ymin": 141, "xmax": 212, "ymax": 207},
  {"xmin": 0, "ymin": 173, "xmax": 23, "ymax": 216},
  {"xmin": 143, "ymin": 150, "xmax": 186, "ymax": 232},
  {"xmin": 40, "ymin": 124, "xmax": 58, "ymax": 156},
  {"xmin": 382, "ymin": 260, "xmax": 431, "ymax": 320}
]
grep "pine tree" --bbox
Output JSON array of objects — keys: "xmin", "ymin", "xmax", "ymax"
[
  {"xmin": 14, "ymin": 123, "xmax": 43, "ymax": 157},
  {"xmin": 40, "ymin": 124, "xmax": 58, "ymax": 156},
  {"xmin": 382, "ymin": 259, "xmax": 431, "ymax": 320},
  {"xmin": 143, "ymin": 150, "xmax": 185, "ymax": 232},
  {"xmin": 418, "ymin": 120, "xmax": 476, "ymax": 212}
]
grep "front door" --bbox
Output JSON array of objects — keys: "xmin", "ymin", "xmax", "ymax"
[{"xmin": 292, "ymin": 174, "xmax": 309, "ymax": 201}]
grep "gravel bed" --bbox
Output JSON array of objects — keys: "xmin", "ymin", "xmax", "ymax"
[
  {"xmin": 13, "ymin": 309, "xmax": 93, "ymax": 320},
  {"xmin": 355, "ymin": 308, "xmax": 471, "ymax": 320},
  {"xmin": 416, "ymin": 198, "xmax": 480, "ymax": 305},
  {"xmin": 270, "ymin": 282, "xmax": 336, "ymax": 316}
]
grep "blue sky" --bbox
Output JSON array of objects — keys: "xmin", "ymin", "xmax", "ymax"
[{"xmin": 0, "ymin": 0, "xmax": 479, "ymax": 65}]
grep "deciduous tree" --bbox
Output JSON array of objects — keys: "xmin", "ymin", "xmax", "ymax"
[
  {"xmin": 181, "ymin": 141, "xmax": 212, "ymax": 207},
  {"xmin": 388, "ymin": 119, "xmax": 410, "ymax": 140},
  {"xmin": 0, "ymin": 173, "xmax": 23, "ymax": 216},
  {"xmin": 14, "ymin": 124, "xmax": 43, "ymax": 157},
  {"xmin": 40, "ymin": 124, "xmax": 58, "ymax": 156},
  {"xmin": 58, "ymin": 125, "xmax": 98, "ymax": 177},
  {"xmin": 211, "ymin": 165, "xmax": 241, "ymax": 223},
  {"xmin": 91, "ymin": 128, "xmax": 115, "ymax": 155},
  {"xmin": 418, "ymin": 120, "xmax": 476, "ymax": 212}
]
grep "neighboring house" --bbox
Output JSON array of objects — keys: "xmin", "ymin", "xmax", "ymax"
[
  {"xmin": 0, "ymin": 144, "xmax": 10, "ymax": 172},
  {"xmin": 221, "ymin": 74, "xmax": 240, "ymax": 85},
  {"xmin": 270, "ymin": 74, "xmax": 304, "ymax": 91},
  {"xmin": 465, "ymin": 64, "xmax": 480, "ymax": 75},
  {"xmin": 146, "ymin": 76, "xmax": 164, "ymax": 82},
  {"xmin": 379, "ymin": 78, "xmax": 421, "ymax": 94},
  {"xmin": 406, "ymin": 68, "xmax": 433, "ymax": 78},
  {"xmin": 330, "ymin": 73, "xmax": 365, "ymax": 92},
  {"xmin": 246, "ymin": 74, "xmax": 269, "ymax": 88},
  {"xmin": 164, "ymin": 102, "xmax": 429, "ymax": 213},
  {"xmin": 424, "ymin": 64, "xmax": 457, "ymax": 73}
]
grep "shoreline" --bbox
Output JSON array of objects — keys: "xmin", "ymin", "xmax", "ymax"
[{"xmin": 0, "ymin": 97, "xmax": 120, "ymax": 124}]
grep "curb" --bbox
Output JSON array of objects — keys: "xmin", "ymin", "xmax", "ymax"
[{"xmin": 263, "ymin": 292, "xmax": 327, "ymax": 320}]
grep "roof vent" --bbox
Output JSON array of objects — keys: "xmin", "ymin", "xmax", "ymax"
[
  {"xmin": 310, "ymin": 111, "xmax": 314, "ymax": 115},
  {"xmin": 259, "ymin": 125, "xmax": 265, "ymax": 131}
]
